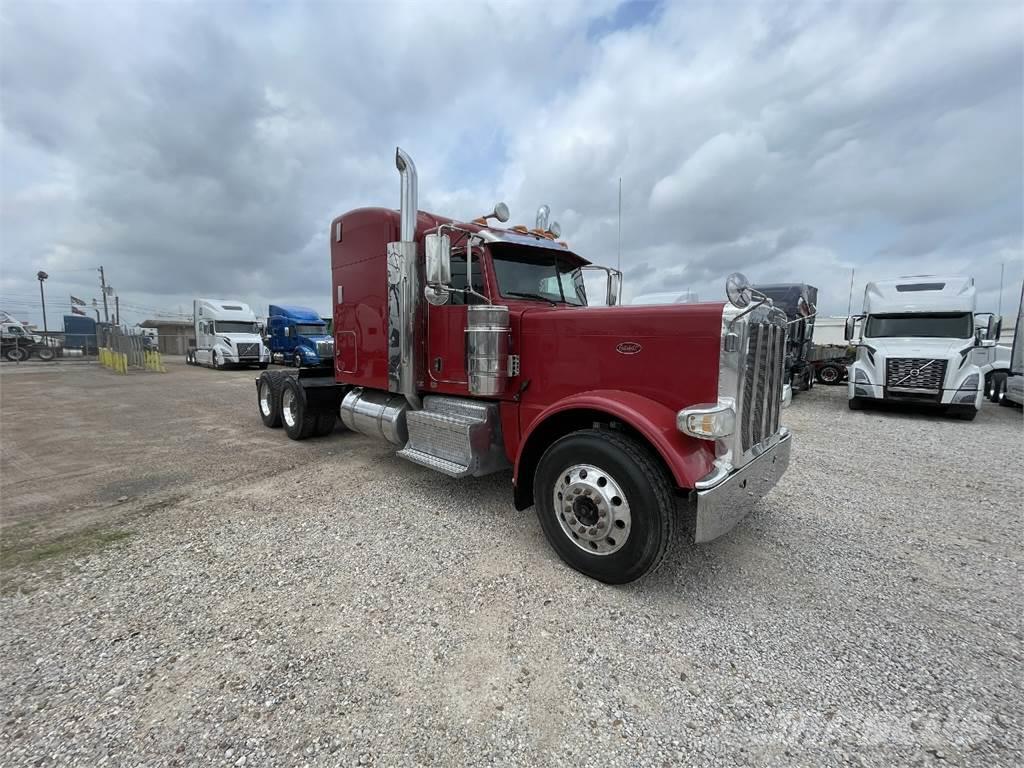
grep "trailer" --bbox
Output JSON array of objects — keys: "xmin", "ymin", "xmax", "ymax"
[
  {"xmin": 989, "ymin": 283, "xmax": 1023, "ymax": 407},
  {"xmin": 754, "ymin": 283, "xmax": 818, "ymax": 393},
  {"xmin": 254, "ymin": 148, "xmax": 793, "ymax": 583}
]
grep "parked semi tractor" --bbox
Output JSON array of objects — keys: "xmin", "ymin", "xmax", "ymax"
[
  {"xmin": 187, "ymin": 298, "xmax": 269, "ymax": 370},
  {"xmin": 1, "ymin": 320, "xmax": 58, "ymax": 361},
  {"xmin": 989, "ymin": 283, "xmax": 1023, "ymax": 407},
  {"xmin": 754, "ymin": 283, "xmax": 818, "ymax": 393},
  {"xmin": 265, "ymin": 304, "xmax": 334, "ymax": 367},
  {"xmin": 844, "ymin": 276, "xmax": 1006, "ymax": 420},
  {"xmin": 253, "ymin": 148, "xmax": 792, "ymax": 583}
]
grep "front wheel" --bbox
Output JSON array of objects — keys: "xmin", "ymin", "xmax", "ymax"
[
  {"xmin": 4, "ymin": 346, "xmax": 28, "ymax": 362},
  {"xmin": 35, "ymin": 347, "xmax": 56, "ymax": 361},
  {"xmin": 293, "ymin": 352, "xmax": 303, "ymax": 369},
  {"xmin": 534, "ymin": 429, "xmax": 675, "ymax": 584},
  {"xmin": 848, "ymin": 397, "xmax": 864, "ymax": 410}
]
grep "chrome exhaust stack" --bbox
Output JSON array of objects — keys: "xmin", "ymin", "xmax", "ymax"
[
  {"xmin": 387, "ymin": 147, "xmax": 422, "ymax": 410},
  {"xmin": 396, "ymin": 147, "xmax": 418, "ymax": 242}
]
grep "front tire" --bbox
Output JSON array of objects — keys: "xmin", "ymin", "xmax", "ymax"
[
  {"xmin": 35, "ymin": 347, "xmax": 56, "ymax": 362},
  {"xmin": 4, "ymin": 346, "xmax": 28, "ymax": 362},
  {"xmin": 534, "ymin": 429, "xmax": 675, "ymax": 584},
  {"xmin": 293, "ymin": 352, "xmax": 303, "ymax": 369},
  {"xmin": 848, "ymin": 397, "xmax": 864, "ymax": 410}
]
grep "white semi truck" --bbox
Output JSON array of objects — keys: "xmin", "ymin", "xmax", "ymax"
[
  {"xmin": 844, "ymin": 275, "xmax": 1007, "ymax": 420},
  {"xmin": 187, "ymin": 298, "xmax": 269, "ymax": 370}
]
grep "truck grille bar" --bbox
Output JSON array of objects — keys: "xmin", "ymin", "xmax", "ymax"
[
  {"xmin": 741, "ymin": 321, "xmax": 786, "ymax": 452},
  {"xmin": 886, "ymin": 358, "xmax": 947, "ymax": 392},
  {"xmin": 237, "ymin": 343, "xmax": 259, "ymax": 359},
  {"xmin": 316, "ymin": 339, "xmax": 334, "ymax": 358}
]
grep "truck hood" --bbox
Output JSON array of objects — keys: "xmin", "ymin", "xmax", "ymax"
[
  {"xmin": 516, "ymin": 302, "xmax": 724, "ymax": 412},
  {"xmin": 865, "ymin": 337, "xmax": 973, "ymax": 359}
]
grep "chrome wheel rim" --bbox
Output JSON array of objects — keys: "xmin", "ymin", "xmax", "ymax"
[
  {"xmin": 259, "ymin": 381, "xmax": 273, "ymax": 416},
  {"xmin": 282, "ymin": 388, "xmax": 297, "ymax": 428},
  {"xmin": 821, "ymin": 367, "xmax": 838, "ymax": 383},
  {"xmin": 553, "ymin": 463, "xmax": 631, "ymax": 556}
]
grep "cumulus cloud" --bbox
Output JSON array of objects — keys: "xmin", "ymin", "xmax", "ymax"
[{"xmin": 0, "ymin": 0, "xmax": 1021, "ymax": 327}]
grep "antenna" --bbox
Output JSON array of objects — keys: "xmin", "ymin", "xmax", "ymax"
[{"xmin": 998, "ymin": 262, "xmax": 1005, "ymax": 315}]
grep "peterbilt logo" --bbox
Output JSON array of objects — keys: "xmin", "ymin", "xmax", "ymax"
[{"xmin": 616, "ymin": 342, "xmax": 643, "ymax": 355}]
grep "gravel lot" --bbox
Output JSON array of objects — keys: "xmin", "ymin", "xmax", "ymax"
[{"xmin": 2, "ymin": 360, "xmax": 1022, "ymax": 767}]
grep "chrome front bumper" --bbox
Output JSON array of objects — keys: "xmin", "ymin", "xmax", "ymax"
[{"xmin": 693, "ymin": 430, "xmax": 791, "ymax": 543}]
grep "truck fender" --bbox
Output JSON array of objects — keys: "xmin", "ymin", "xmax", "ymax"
[{"xmin": 512, "ymin": 389, "xmax": 714, "ymax": 510}]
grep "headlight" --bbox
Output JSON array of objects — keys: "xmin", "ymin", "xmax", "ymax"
[
  {"xmin": 854, "ymin": 368, "xmax": 871, "ymax": 384},
  {"xmin": 677, "ymin": 403, "xmax": 736, "ymax": 440},
  {"xmin": 954, "ymin": 374, "xmax": 979, "ymax": 403}
]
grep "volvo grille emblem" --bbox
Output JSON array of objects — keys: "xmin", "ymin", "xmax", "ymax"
[
  {"xmin": 910, "ymin": 369, "xmax": 920, "ymax": 376},
  {"xmin": 616, "ymin": 342, "xmax": 642, "ymax": 355}
]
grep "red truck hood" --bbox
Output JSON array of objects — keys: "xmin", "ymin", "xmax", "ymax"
[{"xmin": 515, "ymin": 302, "xmax": 724, "ymax": 412}]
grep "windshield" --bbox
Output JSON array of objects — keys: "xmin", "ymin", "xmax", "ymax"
[
  {"xmin": 293, "ymin": 323, "xmax": 326, "ymax": 336},
  {"xmin": 865, "ymin": 313, "xmax": 973, "ymax": 339},
  {"xmin": 215, "ymin": 321, "xmax": 258, "ymax": 334},
  {"xmin": 490, "ymin": 246, "xmax": 587, "ymax": 306}
]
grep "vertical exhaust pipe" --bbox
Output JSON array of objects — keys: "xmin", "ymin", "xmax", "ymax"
[
  {"xmin": 396, "ymin": 148, "xmax": 418, "ymax": 242},
  {"xmin": 388, "ymin": 147, "xmax": 421, "ymax": 410}
]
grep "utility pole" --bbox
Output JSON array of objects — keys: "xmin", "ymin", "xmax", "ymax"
[
  {"xmin": 847, "ymin": 267, "xmax": 856, "ymax": 315},
  {"xmin": 37, "ymin": 271, "xmax": 49, "ymax": 334},
  {"xmin": 98, "ymin": 266, "xmax": 110, "ymax": 323},
  {"xmin": 115, "ymin": 295, "xmax": 120, "ymax": 326},
  {"xmin": 617, "ymin": 177, "xmax": 622, "ymax": 272}
]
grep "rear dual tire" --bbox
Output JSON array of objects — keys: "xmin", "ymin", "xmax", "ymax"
[
  {"xmin": 279, "ymin": 377, "xmax": 338, "ymax": 440},
  {"xmin": 534, "ymin": 429, "xmax": 674, "ymax": 585},
  {"xmin": 817, "ymin": 363, "xmax": 843, "ymax": 385}
]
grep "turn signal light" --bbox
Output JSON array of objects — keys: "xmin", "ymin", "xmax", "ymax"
[{"xmin": 677, "ymin": 404, "xmax": 736, "ymax": 440}]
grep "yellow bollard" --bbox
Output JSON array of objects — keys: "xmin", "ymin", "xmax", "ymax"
[{"xmin": 121, "ymin": 352, "xmax": 128, "ymax": 374}]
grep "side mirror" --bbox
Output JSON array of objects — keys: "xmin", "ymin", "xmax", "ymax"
[
  {"xmin": 284, "ymin": 327, "xmax": 290, "ymax": 337},
  {"xmin": 844, "ymin": 316, "xmax": 857, "ymax": 341},
  {"xmin": 606, "ymin": 271, "xmax": 623, "ymax": 306},
  {"xmin": 987, "ymin": 314, "xmax": 1002, "ymax": 341},
  {"xmin": 425, "ymin": 233, "xmax": 451, "ymax": 286}
]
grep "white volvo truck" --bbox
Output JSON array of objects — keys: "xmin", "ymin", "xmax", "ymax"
[
  {"xmin": 187, "ymin": 298, "xmax": 269, "ymax": 370},
  {"xmin": 844, "ymin": 276, "xmax": 1005, "ymax": 420}
]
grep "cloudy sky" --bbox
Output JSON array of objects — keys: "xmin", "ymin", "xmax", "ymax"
[{"xmin": 1, "ymin": 0, "xmax": 1022, "ymax": 330}]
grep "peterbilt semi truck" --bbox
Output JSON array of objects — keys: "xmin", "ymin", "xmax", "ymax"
[
  {"xmin": 187, "ymin": 298, "xmax": 269, "ymax": 369},
  {"xmin": 844, "ymin": 276, "xmax": 1005, "ymax": 420},
  {"xmin": 265, "ymin": 304, "xmax": 334, "ymax": 367},
  {"xmin": 254, "ymin": 148, "xmax": 792, "ymax": 583}
]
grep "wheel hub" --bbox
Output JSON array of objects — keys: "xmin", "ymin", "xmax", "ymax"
[
  {"xmin": 282, "ymin": 389, "xmax": 297, "ymax": 427},
  {"xmin": 259, "ymin": 382, "xmax": 272, "ymax": 416},
  {"xmin": 553, "ymin": 463, "xmax": 631, "ymax": 556}
]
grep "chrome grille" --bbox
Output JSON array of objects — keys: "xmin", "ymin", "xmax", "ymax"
[
  {"xmin": 316, "ymin": 339, "xmax": 334, "ymax": 358},
  {"xmin": 740, "ymin": 321, "xmax": 786, "ymax": 452},
  {"xmin": 237, "ymin": 343, "xmax": 259, "ymax": 359},
  {"xmin": 886, "ymin": 358, "xmax": 947, "ymax": 391}
]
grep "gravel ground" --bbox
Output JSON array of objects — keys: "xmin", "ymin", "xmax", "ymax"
[{"xmin": 1, "ymin": 362, "xmax": 1022, "ymax": 767}]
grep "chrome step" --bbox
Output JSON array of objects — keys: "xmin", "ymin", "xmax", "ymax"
[
  {"xmin": 397, "ymin": 396, "xmax": 509, "ymax": 478},
  {"xmin": 395, "ymin": 447, "xmax": 471, "ymax": 477}
]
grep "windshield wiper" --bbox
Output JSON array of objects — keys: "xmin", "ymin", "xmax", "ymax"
[{"xmin": 504, "ymin": 291, "xmax": 558, "ymax": 306}]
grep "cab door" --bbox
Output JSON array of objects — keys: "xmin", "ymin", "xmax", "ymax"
[{"xmin": 426, "ymin": 250, "xmax": 486, "ymax": 394}]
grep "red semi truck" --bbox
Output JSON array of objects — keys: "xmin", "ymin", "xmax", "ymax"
[{"xmin": 255, "ymin": 148, "xmax": 791, "ymax": 583}]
